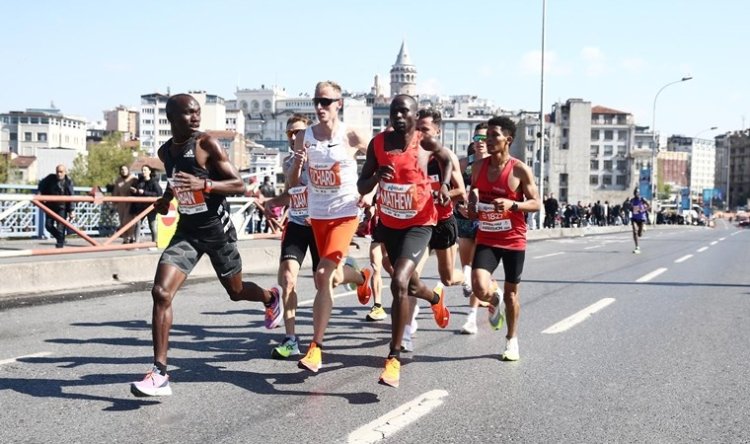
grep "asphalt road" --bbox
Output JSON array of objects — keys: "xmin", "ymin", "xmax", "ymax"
[{"xmin": 1, "ymin": 222, "xmax": 748, "ymax": 444}]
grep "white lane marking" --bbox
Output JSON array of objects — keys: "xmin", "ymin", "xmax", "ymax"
[
  {"xmin": 533, "ymin": 252, "xmax": 565, "ymax": 259},
  {"xmin": 541, "ymin": 298, "xmax": 615, "ymax": 334},
  {"xmin": 584, "ymin": 245, "xmax": 601, "ymax": 250},
  {"xmin": 636, "ymin": 267, "xmax": 668, "ymax": 283},
  {"xmin": 719, "ymin": 237, "xmax": 727, "ymax": 241},
  {"xmin": 0, "ymin": 352, "xmax": 51, "ymax": 366},
  {"xmin": 710, "ymin": 241, "xmax": 718, "ymax": 246},
  {"xmin": 299, "ymin": 290, "xmax": 356, "ymax": 306},
  {"xmin": 697, "ymin": 246, "xmax": 709, "ymax": 253},
  {"xmin": 348, "ymin": 390, "xmax": 449, "ymax": 444},
  {"xmin": 731, "ymin": 231, "xmax": 741, "ymax": 236},
  {"xmin": 674, "ymin": 254, "xmax": 693, "ymax": 264}
]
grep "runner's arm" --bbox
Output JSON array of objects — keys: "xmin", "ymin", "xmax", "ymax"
[
  {"xmin": 448, "ymin": 151, "xmax": 465, "ymax": 201},
  {"xmin": 357, "ymin": 139, "xmax": 380, "ymax": 195},
  {"xmin": 197, "ymin": 135, "xmax": 245, "ymax": 195},
  {"xmin": 288, "ymin": 133, "xmax": 306, "ymax": 187},
  {"xmin": 515, "ymin": 162, "xmax": 541, "ymax": 213}
]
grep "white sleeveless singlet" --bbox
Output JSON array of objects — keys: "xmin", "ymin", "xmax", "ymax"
[{"xmin": 304, "ymin": 123, "xmax": 359, "ymax": 220}]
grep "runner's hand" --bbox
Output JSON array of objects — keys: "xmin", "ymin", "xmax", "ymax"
[
  {"xmin": 437, "ymin": 184, "xmax": 450, "ymax": 206},
  {"xmin": 172, "ymin": 171, "xmax": 203, "ymax": 190},
  {"xmin": 376, "ymin": 165, "xmax": 395, "ymax": 181},
  {"xmin": 492, "ymin": 198, "xmax": 513, "ymax": 213}
]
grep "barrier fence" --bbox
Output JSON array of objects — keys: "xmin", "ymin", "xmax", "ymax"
[{"xmin": 0, "ymin": 185, "xmax": 281, "ymax": 257}]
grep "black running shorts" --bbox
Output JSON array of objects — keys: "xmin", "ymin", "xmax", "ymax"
[
  {"xmin": 376, "ymin": 222, "xmax": 432, "ymax": 264},
  {"xmin": 472, "ymin": 244, "xmax": 525, "ymax": 284},
  {"xmin": 280, "ymin": 222, "xmax": 320, "ymax": 271},
  {"xmin": 159, "ymin": 232, "xmax": 243, "ymax": 279},
  {"xmin": 429, "ymin": 215, "xmax": 458, "ymax": 250}
]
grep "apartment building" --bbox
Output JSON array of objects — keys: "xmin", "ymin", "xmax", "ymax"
[{"xmin": 666, "ymin": 135, "xmax": 716, "ymax": 200}]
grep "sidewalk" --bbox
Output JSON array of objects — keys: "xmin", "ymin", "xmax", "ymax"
[{"xmin": 0, "ymin": 224, "xmax": 662, "ymax": 300}]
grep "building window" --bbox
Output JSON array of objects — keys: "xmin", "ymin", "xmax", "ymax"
[
  {"xmin": 159, "ymin": 119, "xmax": 168, "ymax": 125},
  {"xmin": 616, "ymin": 160, "xmax": 627, "ymax": 171},
  {"xmin": 618, "ymin": 130, "xmax": 627, "ymax": 141},
  {"xmin": 604, "ymin": 130, "xmax": 613, "ymax": 140},
  {"xmin": 560, "ymin": 173, "xmax": 568, "ymax": 186},
  {"xmin": 590, "ymin": 145, "xmax": 599, "ymax": 156},
  {"xmin": 591, "ymin": 129, "xmax": 600, "ymax": 140},
  {"xmin": 30, "ymin": 117, "xmax": 39, "ymax": 124},
  {"xmin": 590, "ymin": 175, "xmax": 598, "ymax": 185},
  {"xmin": 590, "ymin": 159, "xmax": 599, "ymax": 169},
  {"xmin": 602, "ymin": 175, "xmax": 612, "ymax": 185},
  {"xmin": 616, "ymin": 175, "xmax": 627, "ymax": 185},
  {"xmin": 10, "ymin": 132, "xmax": 17, "ymax": 141},
  {"xmin": 603, "ymin": 160, "xmax": 613, "ymax": 170},
  {"xmin": 41, "ymin": 117, "xmax": 49, "ymax": 124},
  {"xmin": 604, "ymin": 145, "xmax": 614, "ymax": 156},
  {"xmin": 20, "ymin": 117, "xmax": 29, "ymax": 124},
  {"xmin": 10, "ymin": 117, "xmax": 18, "ymax": 124},
  {"xmin": 562, "ymin": 128, "xmax": 568, "ymax": 138},
  {"xmin": 38, "ymin": 132, "xmax": 47, "ymax": 142},
  {"xmin": 24, "ymin": 132, "xmax": 32, "ymax": 141},
  {"xmin": 617, "ymin": 145, "xmax": 627, "ymax": 156},
  {"xmin": 373, "ymin": 118, "xmax": 380, "ymax": 127}
]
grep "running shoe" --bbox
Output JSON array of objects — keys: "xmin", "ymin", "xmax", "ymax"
[
  {"xmin": 272, "ymin": 337, "xmax": 300, "ymax": 359},
  {"xmin": 264, "ymin": 285, "xmax": 284, "ymax": 329},
  {"xmin": 461, "ymin": 317, "xmax": 478, "ymax": 335},
  {"xmin": 488, "ymin": 299, "xmax": 505, "ymax": 331},
  {"xmin": 357, "ymin": 266, "xmax": 373, "ymax": 305},
  {"xmin": 462, "ymin": 281, "xmax": 473, "ymax": 298},
  {"xmin": 501, "ymin": 337, "xmax": 520, "ymax": 361},
  {"xmin": 366, "ymin": 305, "xmax": 387, "ymax": 321},
  {"xmin": 298, "ymin": 342, "xmax": 322, "ymax": 373},
  {"xmin": 633, "ymin": 246, "xmax": 641, "ymax": 254},
  {"xmin": 379, "ymin": 357, "xmax": 401, "ymax": 388},
  {"xmin": 430, "ymin": 284, "xmax": 450, "ymax": 328},
  {"xmin": 410, "ymin": 305, "xmax": 420, "ymax": 335},
  {"xmin": 130, "ymin": 366, "xmax": 172, "ymax": 397},
  {"xmin": 344, "ymin": 257, "xmax": 359, "ymax": 291},
  {"xmin": 401, "ymin": 333, "xmax": 414, "ymax": 352}
]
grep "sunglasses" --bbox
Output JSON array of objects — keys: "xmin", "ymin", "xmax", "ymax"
[
  {"xmin": 313, "ymin": 97, "xmax": 340, "ymax": 107},
  {"xmin": 286, "ymin": 128, "xmax": 304, "ymax": 138},
  {"xmin": 472, "ymin": 134, "xmax": 487, "ymax": 142}
]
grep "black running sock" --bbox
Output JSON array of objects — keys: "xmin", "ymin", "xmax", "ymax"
[
  {"xmin": 154, "ymin": 361, "xmax": 167, "ymax": 376},
  {"xmin": 388, "ymin": 349, "xmax": 401, "ymax": 360},
  {"xmin": 263, "ymin": 293, "xmax": 276, "ymax": 308},
  {"xmin": 374, "ymin": 303, "xmax": 382, "ymax": 309},
  {"xmin": 430, "ymin": 293, "xmax": 441, "ymax": 305}
]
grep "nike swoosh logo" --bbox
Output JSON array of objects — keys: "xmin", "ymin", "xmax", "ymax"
[
  {"xmin": 411, "ymin": 252, "xmax": 419, "ymax": 258},
  {"xmin": 328, "ymin": 143, "xmax": 340, "ymax": 147}
]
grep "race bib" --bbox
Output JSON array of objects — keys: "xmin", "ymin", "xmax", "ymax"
[
  {"xmin": 288, "ymin": 185, "xmax": 309, "ymax": 218},
  {"xmin": 429, "ymin": 174, "xmax": 440, "ymax": 192},
  {"xmin": 378, "ymin": 181, "xmax": 418, "ymax": 219},
  {"xmin": 477, "ymin": 202, "xmax": 512, "ymax": 232},
  {"xmin": 308, "ymin": 161, "xmax": 342, "ymax": 194},
  {"xmin": 168, "ymin": 179, "xmax": 208, "ymax": 215}
]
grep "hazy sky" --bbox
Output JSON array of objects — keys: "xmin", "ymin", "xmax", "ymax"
[{"xmin": 2, "ymin": 0, "xmax": 747, "ymax": 138}]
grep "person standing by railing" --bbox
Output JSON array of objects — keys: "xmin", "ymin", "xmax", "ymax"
[
  {"xmin": 110, "ymin": 165, "xmax": 137, "ymax": 243},
  {"xmin": 130, "ymin": 165, "xmax": 163, "ymax": 243},
  {"xmin": 37, "ymin": 164, "xmax": 75, "ymax": 248}
]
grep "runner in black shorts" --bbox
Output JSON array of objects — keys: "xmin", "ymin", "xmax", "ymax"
[
  {"xmin": 130, "ymin": 94, "xmax": 283, "ymax": 397},
  {"xmin": 261, "ymin": 114, "xmax": 321, "ymax": 359},
  {"xmin": 472, "ymin": 245, "xmax": 525, "ymax": 284}
]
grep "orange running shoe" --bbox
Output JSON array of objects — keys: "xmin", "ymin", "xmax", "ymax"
[
  {"xmin": 357, "ymin": 266, "xmax": 373, "ymax": 305},
  {"xmin": 298, "ymin": 343, "xmax": 322, "ymax": 373},
  {"xmin": 379, "ymin": 357, "xmax": 400, "ymax": 388},
  {"xmin": 431, "ymin": 284, "xmax": 450, "ymax": 328}
]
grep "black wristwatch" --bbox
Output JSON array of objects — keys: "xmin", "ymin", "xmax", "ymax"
[{"xmin": 510, "ymin": 202, "xmax": 519, "ymax": 212}]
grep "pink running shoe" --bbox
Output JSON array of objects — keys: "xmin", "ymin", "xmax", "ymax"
[
  {"xmin": 130, "ymin": 366, "xmax": 172, "ymax": 397},
  {"xmin": 265, "ymin": 285, "xmax": 284, "ymax": 329}
]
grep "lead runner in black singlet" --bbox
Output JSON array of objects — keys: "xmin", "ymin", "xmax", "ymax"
[{"xmin": 130, "ymin": 94, "xmax": 283, "ymax": 397}]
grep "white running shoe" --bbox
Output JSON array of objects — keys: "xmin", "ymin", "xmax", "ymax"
[
  {"xmin": 461, "ymin": 318, "xmax": 478, "ymax": 335},
  {"xmin": 501, "ymin": 337, "xmax": 520, "ymax": 361}
]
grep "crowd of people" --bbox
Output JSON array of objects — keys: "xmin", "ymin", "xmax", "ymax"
[{"xmin": 543, "ymin": 195, "xmax": 646, "ymax": 229}]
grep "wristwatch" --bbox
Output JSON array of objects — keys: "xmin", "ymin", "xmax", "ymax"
[
  {"xmin": 203, "ymin": 178, "xmax": 213, "ymax": 194},
  {"xmin": 510, "ymin": 202, "xmax": 519, "ymax": 212}
]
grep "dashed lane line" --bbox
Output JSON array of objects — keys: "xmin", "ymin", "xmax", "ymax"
[
  {"xmin": 636, "ymin": 267, "xmax": 668, "ymax": 283},
  {"xmin": 541, "ymin": 298, "xmax": 615, "ymax": 334},
  {"xmin": 533, "ymin": 252, "xmax": 565, "ymax": 259},
  {"xmin": 347, "ymin": 390, "xmax": 449, "ymax": 444},
  {"xmin": 674, "ymin": 254, "xmax": 693, "ymax": 264},
  {"xmin": 0, "ymin": 352, "xmax": 51, "ymax": 366},
  {"xmin": 697, "ymin": 246, "xmax": 709, "ymax": 253}
]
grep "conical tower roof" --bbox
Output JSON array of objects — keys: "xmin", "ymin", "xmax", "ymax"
[{"xmin": 394, "ymin": 40, "xmax": 413, "ymax": 67}]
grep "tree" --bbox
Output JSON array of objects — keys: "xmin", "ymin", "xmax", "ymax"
[
  {"xmin": 70, "ymin": 133, "xmax": 139, "ymax": 187},
  {"xmin": 0, "ymin": 153, "xmax": 10, "ymax": 183}
]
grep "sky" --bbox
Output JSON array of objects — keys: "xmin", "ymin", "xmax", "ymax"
[{"xmin": 2, "ymin": 0, "xmax": 748, "ymax": 139}]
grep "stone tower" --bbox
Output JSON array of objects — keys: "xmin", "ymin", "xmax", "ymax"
[{"xmin": 390, "ymin": 40, "xmax": 417, "ymax": 97}]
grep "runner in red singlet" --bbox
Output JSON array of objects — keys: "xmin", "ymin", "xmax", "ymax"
[
  {"xmin": 468, "ymin": 116, "xmax": 540, "ymax": 362},
  {"xmin": 358, "ymin": 94, "xmax": 453, "ymax": 387}
]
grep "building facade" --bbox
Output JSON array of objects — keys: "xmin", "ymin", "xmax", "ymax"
[
  {"xmin": 139, "ymin": 93, "xmax": 170, "ymax": 156},
  {"xmin": 390, "ymin": 40, "xmax": 416, "ymax": 97},
  {"xmin": 104, "ymin": 106, "xmax": 139, "ymax": 141},
  {"xmin": 666, "ymin": 135, "xmax": 717, "ymax": 200}
]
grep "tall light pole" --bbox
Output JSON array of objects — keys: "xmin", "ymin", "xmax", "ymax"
[
  {"xmin": 651, "ymin": 76, "xmax": 692, "ymax": 204},
  {"xmin": 537, "ymin": 0, "xmax": 547, "ymax": 229},
  {"xmin": 694, "ymin": 126, "xmax": 718, "ymax": 138}
]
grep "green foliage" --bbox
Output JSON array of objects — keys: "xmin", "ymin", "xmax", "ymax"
[
  {"xmin": 69, "ymin": 133, "xmax": 140, "ymax": 187},
  {"xmin": 0, "ymin": 153, "xmax": 9, "ymax": 183},
  {"xmin": 657, "ymin": 183, "xmax": 673, "ymax": 201}
]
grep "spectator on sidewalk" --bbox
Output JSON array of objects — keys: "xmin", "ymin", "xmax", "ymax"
[
  {"xmin": 110, "ymin": 165, "xmax": 138, "ymax": 243},
  {"xmin": 37, "ymin": 164, "xmax": 75, "ymax": 248},
  {"xmin": 130, "ymin": 165, "xmax": 163, "ymax": 243}
]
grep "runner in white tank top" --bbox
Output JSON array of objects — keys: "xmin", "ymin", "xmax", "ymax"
[{"xmin": 289, "ymin": 81, "xmax": 376, "ymax": 375}]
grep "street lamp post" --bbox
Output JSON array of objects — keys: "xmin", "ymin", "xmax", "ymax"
[
  {"xmin": 694, "ymin": 126, "xmax": 718, "ymax": 138},
  {"xmin": 651, "ymin": 76, "xmax": 692, "ymax": 205},
  {"xmin": 537, "ymin": 0, "xmax": 547, "ymax": 229}
]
